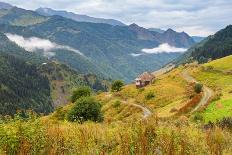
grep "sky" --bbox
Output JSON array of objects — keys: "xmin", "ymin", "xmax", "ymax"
[{"xmin": 2, "ymin": 0, "xmax": 232, "ymax": 36}]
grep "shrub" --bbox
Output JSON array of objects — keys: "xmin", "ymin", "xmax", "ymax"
[
  {"xmin": 71, "ymin": 86, "xmax": 91, "ymax": 102},
  {"xmin": 67, "ymin": 97, "xmax": 103, "ymax": 122},
  {"xmin": 194, "ymin": 83, "xmax": 203, "ymax": 94},
  {"xmin": 113, "ymin": 100, "xmax": 121, "ymax": 108},
  {"xmin": 145, "ymin": 92, "xmax": 155, "ymax": 100},
  {"xmin": 111, "ymin": 80, "xmax": 124, "ymax": 92},
  {"xmin": 52, "ymin": 107, "xmax": 66, "ymax": 120},
  {"xmin": 193, "ymin": 113, "xmax": 203, "ymax": 122}
]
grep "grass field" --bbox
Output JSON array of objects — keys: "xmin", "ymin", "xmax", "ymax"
[
  {"xmin": 190, "ymin": 56, "xmax": 232, "ymax": 122},
  {"xmin": 202, "ymin": 99, "xmax": 232, "ymax": 123}
]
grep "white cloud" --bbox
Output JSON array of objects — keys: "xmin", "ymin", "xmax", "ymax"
[
  {"xmin": 141, "ymin": 43, "xmax": 187, "ymax": 54},
  {"xmin": 130, "ymin": 53, "xmax": 143, "ymax": 57},
  {"xmin": 5, "ymin": 33, "xmax": 83, "ymax": 57}
]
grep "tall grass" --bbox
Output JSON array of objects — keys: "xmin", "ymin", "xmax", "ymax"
[{"xmin": 0, "ymin": 116, "xmax": 231, "ymax": 155}]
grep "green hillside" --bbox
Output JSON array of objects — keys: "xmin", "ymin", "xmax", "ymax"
[
  {"xmin": 39, "ymin": 61, "xmax": 109, "ymax": 107},
  {"xmin": 190, "ymin": 55, "xmax": 232, "ymax": 122},
  {"xmin": 176, "ymin": 25, "xmax": 232, "ymax": 64},
  {"xmin": 0, "ymin": 53, "xmax": 53, "ymax": 115}
]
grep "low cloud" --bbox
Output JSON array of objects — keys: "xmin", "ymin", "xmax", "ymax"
[
  {"xmin": 5, "ymin": 33, "xmax": 83, "ymax": 57},
  {"xmin": 130, "ymin": 53, "xmax": 143, "ymax": 57},
  {"xmin": 141, "ymin": 43, "xmax": 187, "ymax": 54}
]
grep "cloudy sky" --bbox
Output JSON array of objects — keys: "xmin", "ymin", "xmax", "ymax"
[{"xmin": 2, "ymin": 0, "xmax": 232, "ymax": 36}]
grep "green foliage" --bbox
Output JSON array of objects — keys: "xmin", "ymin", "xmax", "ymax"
[
  {"xmin": 145, "ymin": 91, "xmax": 155, "ymax": 100},
  {"xmin": 194, "ymin": 83, "xmax": 203, "ymax": 94},
  {"xmin": 71, "ymin": 87, "xmax": 91, "ymax": 103},
  {"xmin": 193, "ymin": 113, "xmax": 203, "ymax": 122},
  {"xmin": 178, "ymin": 25, "xmax": 232, "ymax": 64},
  {"xmin": 0, "ymin": 54, "xmax": 53, "ymax": 115},
  {"xmin": 113, "ymin": 100, "xmax": 121, "ymax": 108},
  {"xmin": 67, "ymin": 97, "xmax": 103, "ymax": 122},
  {"xmin": 111, "ymin": 80, "xmax": 124, "ymax": 92}
]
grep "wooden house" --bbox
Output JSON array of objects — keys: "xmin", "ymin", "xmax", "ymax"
[{"xmin": 135, "ymin": 72, "xmax": 155, "ymax": 88}]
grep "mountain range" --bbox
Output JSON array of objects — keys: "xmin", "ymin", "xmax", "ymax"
[
  {"xmin": 0, "ymin": 5, "xmax": 196, "ymax": 82},
  {"xmin": 36, "ymin": 7, "xmax": 125, "ymax": 26}
]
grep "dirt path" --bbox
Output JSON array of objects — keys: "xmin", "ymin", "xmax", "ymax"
[
  {"xmin": 182, "ymin": 70, "xmax": 213, "ymax": 113},
  {"xmin": 106, "ymin": 93, "xmax": 152, "ymax": 118},
  {"xmin": 121, "ymin": 101, "xmax": 152, "ymax": 119}
]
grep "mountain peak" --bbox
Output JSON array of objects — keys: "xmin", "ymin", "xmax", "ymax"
[{"xmin": 165, "ymin": 28, "xmax": 176, "ymax": 33}]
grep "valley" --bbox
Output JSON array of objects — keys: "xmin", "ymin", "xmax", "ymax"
[{"xmin": 0, "ymin": 1, "xmax": 232, "ymax": 154}]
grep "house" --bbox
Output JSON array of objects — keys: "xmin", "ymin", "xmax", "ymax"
[{"xmin": 135, "ymin": 72, "xmax": 155, "ymax": 88}]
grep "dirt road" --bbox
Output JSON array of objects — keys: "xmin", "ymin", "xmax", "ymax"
[
  {"xmin": 182, "ymin": 70, "xmax": 213, "ymax": 113},
  {"xmin": 122, "ymin": 101, "xmax": 152, "ymax": 119}
]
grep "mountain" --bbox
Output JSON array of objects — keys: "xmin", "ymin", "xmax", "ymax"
[
  {"xmin": 176, "ymin": 25, "xmax": 232, "ymax": 64},
  {"xmin": 129, "ymin": 24, "xmax": 195, "ymax": 48},
  {"xmin": 36, "ymin": 7, "xmax": 125, "ymax": 26},
  {"xmin": 155, "ymin": 28, "xmax": 195, "ymax": 48},
  {"xmin": 0, "ymin": 1, "xmax": 12, "ymax": 9},
  {"xmin": 0, "ymin": 6, "xmax": 195, "ymax": 82},
  {"xmin": 0, "ymin": 30, "xmax": 109, "ymax": 114},
  {"xmin": 148, "ymin": 28, "xmax": 165, "ymax": 33},
  {"xmin": 0, "ymin": 53, "xmax": 53, "ymax": 115},
  {"xmin": 191, "ymin": 36, "xmax": 205, "ymax": 43},
  {"xmin": 39, "ymin": 61, "xmax": 109, "ymax": 107},
  {"xmin": 0, "ymin": 7, "xmax": 48, "ymax": 26}
]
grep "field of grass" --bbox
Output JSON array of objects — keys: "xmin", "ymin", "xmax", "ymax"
[
  {"xmin": 117, "ymin": 68, "xmax": 191, "ymax": 117},
  {"xmin": 201, "ymin": 99, "xmax": 232, "ymax": 123},
  {"xmin": 190, "ymin": 56, "xmax": 232, "ymax": 122},
  {"xmin": 1, "ymin": 115, "xmax": 231, "ymax": 155}
]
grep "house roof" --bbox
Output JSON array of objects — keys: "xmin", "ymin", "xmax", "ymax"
[{"xmin": 136, "ymin": 72, "xmax": 155, "ymax": 81}]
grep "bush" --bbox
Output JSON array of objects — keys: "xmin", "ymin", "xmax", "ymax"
[
  {"xmin": 113, "ymin": 100, "xmax": 121, "ymax": 108},
  {"xmin": 194, "ymin": 83, "xmax": 203, "ymax": 94},
  {"xmin": 71, "ymin": 86, "xmax": 91, "ymax": 102},
  {"xmin": 67, "ymin": 97, "xmax": 103, "ymax": 122},
  {"xmin": 111, "ymin": 80, "xmax": 124, "ymax": 92},
  {"xmin": 193, "ymin": 113, "xmax": 203, "ymax": 122},
  {"xmin": 145, "ymin": 92, "xmax": 155, "ymax": 100}
]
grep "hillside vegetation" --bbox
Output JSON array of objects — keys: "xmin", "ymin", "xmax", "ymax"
[
  {"xmin": 0, "ymin": 54, "xmax": 53, "ymax": 115},
  {"xmin": 176, "ymin": 25, "xmax": 232, "ymax": 64},
  {"xmin": 190, "ymin": 55, "xmax": 232, "ymax": 122},
  {"xmin": 39, "ymin": 61, "xmax": 109, "ymax": 107}
]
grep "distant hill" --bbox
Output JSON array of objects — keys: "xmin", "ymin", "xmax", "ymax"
[
  {"xmin": 0, "ymin": 1, "xmax": 12, "ymax": 9},
  {"xmin": 36, "ymin": 7, "xmax": 125, "ymax": 26},
  {"xmin": 129, "ymin": 24, "xmax": 195, "ymax": 48},
  {"xmin": 175, "ymin": 25, "xmax": 232, "ymax": 64},
  {"xmin": 0, "ymin": 7, "xmax": 48, "ymax": 26}
]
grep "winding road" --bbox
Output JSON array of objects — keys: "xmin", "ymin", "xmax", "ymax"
[
  {"xmin": 121, "ymin": 101, "xmax": 152, "ymax": 119},
  {"xmin": 106, "ymin": 93, "xmax": 152, "ymax": 119},
  {"xmin": 182, "ymin": 70, "xmax": 213, "ymax": 113}
]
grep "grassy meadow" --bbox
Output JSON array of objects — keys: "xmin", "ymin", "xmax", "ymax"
[{"xmin": 190, "ymin": 56, "xmax": 232, "ymax": 122}]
